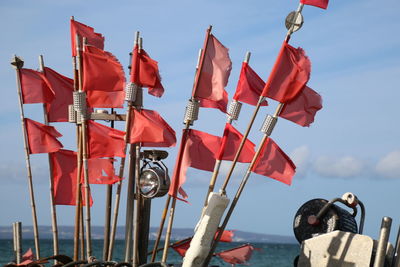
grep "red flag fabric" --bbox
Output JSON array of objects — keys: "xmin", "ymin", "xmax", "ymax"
[
  {"xmin": 216, "ymin": 230, "xmax": 235, "ymax": 243},
  {"xmin": 82, "ymin": 45, "xmax": 125, "ymax": 94},
  {"xmin": 51, "ymin": 149, "xmax": 92, "ymax": 206},
  {"xmin": 43, "ymin": 67, "xmax": 74, "ymax": 122},
  {"xmin": 233, "ymin": 62, "xmax": 268, "ymax": 106},
  {"xmin": 17, "ymin": 248, "xmax": 34, "ymax": 266},
  {"xmin": 301, "ymin": 0, "xmax": 329, "ymax": 9},
  {"xmin": 279, "ymin": 86, "xmax": 322, "ymax": 127},
  {"xmin": 20, "ymin": 68, "xmax": 54, "ymax": 104},
  {"xmin": 171, "ymin": 238, "xmax": 192, "ymax": 257},
  {"xmin": 217, "ymin": 123, "xmax": 255, "ymax": 162},
  {"xmin": 168, "ymin": 127, "xmax": 254, "ymax": 200},
  {"xmin": 195, "ymin": 34, "xmax": 232, "ymax": 113},
  {"xmin": 86, "ymin": 90, "xmax": 124, "ymax": 108},
  {"xmin": 87, "ymin": 158, "xmax": 121, "ymax": 185},
  {"xmin": 216, "ymin": 244, "xmax": 255, "ymax": 265},
  {"xmin": 129, "ymin": 109, "xmax": 176, "ymax": 147},
  {"xmin": 252, "ymin": 138, "xmax": 296, "ymax": 185},
  {"xmin": 25, "ymin": 118, "xmax": 63, "ymax": 154},
  {"xmin": 70, "ymin": 19, "xmax": 104, "ymax": 57},
  {"xmin": 131, "ymin": 46, "xmax": 164, "ymax": 97},
  {"xmin": 87, "ymin": 121, "xmax": 125, "ymax": 158},
  {"xmin": 262, "ymin": 42, "xmax": 311, "ymax": 103}
]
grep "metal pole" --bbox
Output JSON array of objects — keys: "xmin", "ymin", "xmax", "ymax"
[
  {"xmin": 391, "ymin": 225, "xmax": 400, "ymax": 267},
  {"xmin": 38, "ymin": 55, "xmax": 59, "ymax": 260},
  {"xmin": 11, "ymin": 55, "xmax": 41, "ymax": 260},
  {"xmin": 374, "ymin": 217, "xmax": 392, "ymax": 267}
]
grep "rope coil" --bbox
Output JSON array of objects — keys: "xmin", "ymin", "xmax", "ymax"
[
  {"xmin": 260, "ymin": 115, "xmax": 277, "ymax": 136},
  {"xmin": 183, "ymin": 99, "xmax": 200, "ymax": 125},
  {"xmin": 227, "ymin": 100, "xmax": 242, "ymax": 121}
]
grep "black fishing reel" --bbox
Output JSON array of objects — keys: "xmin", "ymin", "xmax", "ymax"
[{"xmin": 293, "ymin": 192, "xmax": 365, "ymax": 244}]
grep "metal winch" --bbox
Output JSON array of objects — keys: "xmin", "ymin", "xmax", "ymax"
[{"xmin": 293, "ymin": 192, "xmax": 365, "ymax": 244}]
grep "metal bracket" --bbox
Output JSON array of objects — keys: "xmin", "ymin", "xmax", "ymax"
[
  {"xmin": 227, "ymin": 100, "xmax": 242, "ymax": 121},
  {"xmin": 183, "ymin": 99, "xmax": 200, "ymax": 125},
  {"xmin": 260, "ymin": 115, "xmax": 278, "ymax": 136}
]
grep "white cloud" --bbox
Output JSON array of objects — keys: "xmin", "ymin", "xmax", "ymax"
[
  {"xmin": 375, "ymin": 150, "xmax": 400, "ymax": 179},
  {"xmin": 289, "ymin": 146, "xmax": 311, "ymax": 177},
  {"xmin": 313, "ymin": 156, "xmax": 365, "ymax": 178}
]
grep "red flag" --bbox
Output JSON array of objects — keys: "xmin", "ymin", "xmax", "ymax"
[
  {"xmin": 195, "ymin": 34, "xmax": 232, "ymax": 113},
  {"xmin": 43, "ymin": 67, "xmax": 74, "ymax": 122},
  {"xmin": 262, "ymin": 42, "xmax": 311, "ymax": 103},
  {"xmin": 252, "ymin": 138, "xmax": 296, "ymax": 185},
  {"xmin": 216, "ymin": 244, "xmax": 256, "ymax": 265},
  {"xmin": 82, "ymin": 45, "xmax": 125, "ymax": 94},
  {"xmin": 17, "ymin": 248, "xmax": 34, "ymax": 266},
  {"xmin": 301, "ymin": 0, "xmax": 329, "ymax": 9},
  {"xmin": 217, "ymin": 123, "xmax": 255, "ymax": 163},
  {"xmin": 51, "ymin": 149, "xmax": 92, "ymax": 206},
  {"xmin": 131, "ymin": 46, "xmax": 164, "ymax": 97},
  {"xmin": 25, "ymin": 118, "xmax": 63, "ymax": 154},
  {"xmin": 70, "ymin": 19, "xmax": 104, "ymax": 57},
  {"xmin": 233, "ymin": 62, "xmax": 268, "ymax": 106},
  {"xmin": 87, "ymin": 158, "xmax": 121, "ymax": 184},
  {"xmin": 86, "ymin": 90, "xmax": 124, "ymax": 108},
  {"xmin": 279, "ymin": 86, "xmax": 322, "ymax": 127},
  {"xmin": 20, "ymin": 68, "xmax": 54, "ymax": 104},
  {"xmin": 171, "ymin": 238, "xmax": 192, "ymax": 257},
  {"xmin": 129, "ymin": 109, "xmax": 176, "ymax": 147},
  {"xmin": 87, "ymin": 121, "xmax": 125, "ymax": 158},
  {"xmin": 216, "ymin": 230, "xmax": 235, "ymax": 243}
]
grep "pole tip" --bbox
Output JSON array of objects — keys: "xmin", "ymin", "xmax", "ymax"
[{"xmin": 11, "ymin": 55, "xmax": 24, "ymax": 69}]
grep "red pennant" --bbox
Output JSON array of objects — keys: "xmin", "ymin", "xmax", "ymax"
[
  {"xmin": 171, "ymin": 238, "xmax": 192, "ymax": 257},
  {"xmin": 195, "ymin": 34, "xmax": 232, "ymax": 113},
  {"xmin": 129, "ymin": 109, "xmax": 176, "ymax": 147},
  {"xmin": 82, "ymin": 45, "xmax": 125, "ymax": 94},
  {"xmin": 252, "ymin": 138, "xmax": 296, "ymax": 185},
  {"xmin": 25, "ymin": 118, "xmax": 63, "ymax": 154},
  {"xmin": 279, "ymin": 86, "xmax": 322, "ymax": 127},
  {"xmin": 16, "ymin": 248, "xmax": 34, "ymax": 266},
  {"xmin": 20, "ymin": 68, "xmax": 54, "ymax": 104},
  {"xmin": 87, "ymin": 121, "xmax": 125, "ymax": 159},
  {"xmin": 233, "ymin": 62, "xmax": 268, "ymax": 106},
  {"xmin": 131, "ymin": 46, "xmax": 164, "ymax": 97},
  {"xmin": 216, "ymin": 244, "xmax": 256, "ymax": 265},
  {"xmin": 262, "ymin": 42, "xmax": 311, "ymax": 103},
  {"xmin": 87, "ymin": 158, "xmax": 121, "ymax": 185},
  {"xmin": 301, "ymin": 0, "xmax": 329, "ymax": 9},
  {"xmin": 70, "ymin": 19, "xmax": 104, "ymax": 57},
  {"xmin": 51, "ymin": 149, "xmax": 93, "ymax": 206},
  {"xmin": 216, "ymin": 230, "xmax": 235, "ymax": 243},
  {"xmin": 43, "ymin": 67, "xmax": 74, "ymax": 122}
]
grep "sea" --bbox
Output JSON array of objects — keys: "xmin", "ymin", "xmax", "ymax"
[{"xmin": 0, "ymin": 240, "xmax": 299, "ymax": 266}]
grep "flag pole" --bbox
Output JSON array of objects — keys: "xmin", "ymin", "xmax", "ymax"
[
  {"xmin": 11, "ymin": 55, "xmax": 41, "ymax": 260},
  {"xmin": 38, "ymin": 55, "xmax": 59, "ymax": 260},
  {"xmin": 204, "ymin": 4, "xmax": 305, "ymax": 265},
  {"xmin": 107, "ymin": 31, "xmax": 140, "ymax": 261},
  {"xmin": 161, "ymin": 25, "xmax": 213, "ymax": 263},
  {"xmin": 201, "ymin": 52, "xmax": 252, "ymax": 209}
]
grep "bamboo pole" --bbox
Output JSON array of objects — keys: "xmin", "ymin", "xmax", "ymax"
[
  {"xmin": 150, "ymin": 195, "xmax": 171, "ymax": 262},
  {"xmin": 124, "ymin": 144, "xmax": 136, "ymax": 262},
  {"xmin": 13, "ymin": 222, "xmax": 22, "ymax": 264},
  {"xmin": 11, "ymin": 55, "xmax": 41, "ymax": 260},
  {"xmin": 38, "ymin": 55, "xmax": 59, "ymax": 260},
  {"xmin": 161, "ymin": 25, "xmax": 213, "ymax": 263},
  {"xmin": 132, "ymin": 144, "xmax": 141, "ymax": 267}
]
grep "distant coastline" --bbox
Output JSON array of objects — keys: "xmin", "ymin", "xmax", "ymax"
[{"xmin": 0, "ymin": 225, "xmax": 296, "ymax": 244}]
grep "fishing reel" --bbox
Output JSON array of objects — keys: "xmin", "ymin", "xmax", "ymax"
[
  {"xmin": 139, "ymin": 150, "xmax": 170, "ymax": 199},
  {"xmin": 293, "ymin": 192, "xmax": 365, "ymax": 244}
]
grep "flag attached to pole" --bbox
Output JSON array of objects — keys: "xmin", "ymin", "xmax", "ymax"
[
  {"xmin": 43, "ymin": 67, "xmax": 74, "ymax": 122},
  {"xmin": 25, "ymin": 118, "xmax": 63, "ymax": 154},
  {"xmin": 195, "ymin": 34, "xmax": 232, "ymax": 113},
  {"xmin": 233, "ymin": 62, "xmax": 267, "ymax": 106},
  {"xmin": 20, "ymin": 69, "xmax": 54, "ymax": 104},
  {"xmin": 87, "ymin": 158, "xmax": 121, "ymax": 185},
  {"xmin": 279, "ymin": 86, "xmax": 322, "ymax": 127},
  {"xmin": 301, "ymin": 0, "xmax": 329, "ymax": 9},
  {"xmin": 215, "ymin": 244, "xmax": 256, "ymax": 265},
  {"xmin": 51, "ymin": 149, "xmax": 93, "ymax": 206},
  {"xmin": 70, "ymin": 19, "xmax": 104, "ymax": 57},
  {"xmin": 252, "ymin": 138, "xmax": 296, "ymax": 185},
  {"xmin": 128, "ymin": 109, "xmax": 176, "ymax": 147},
  {"xmin": 131, "ymin": 46, "xmax": 165, "ymax": 97},
  {"xmin": 262, "ymin": 42, "xmax": 311, "ymax": 103}
]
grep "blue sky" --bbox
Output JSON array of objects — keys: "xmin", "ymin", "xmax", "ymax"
[{"xmin": 1, "ymin": 0, "xmax": 400, "ymax": 245}]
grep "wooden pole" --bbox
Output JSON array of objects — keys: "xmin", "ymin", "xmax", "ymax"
[
  {"xmin": 150, "ymin": 195, "xmax": 171, "ymax": 262},
  {"xmin": 124, "ymin": 144, "xmax": 136, "ymax": 262},
  {"xmin": 132, "ymin": 144, "xmax": 141, "ymax": 267},
  {"xmin": 13, "ymin": 222, "xmax": 22, "ymax": 264},
  {"xmin": 161, "ymin": 25, "xmax": 213, "ymax": 263},
  {"xmin": 38, "ymin": 55, "xmax": 59, "ymax": 260},
  {"xmin": 11, "ymin": 55, "xmax": 41, "ymax": 260}
]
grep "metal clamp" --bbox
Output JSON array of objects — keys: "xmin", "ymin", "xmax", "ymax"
[
  {"xmin": 260, "ymin": 115, "xmax": 277, "ymax": 136},
  {"xmin": 68, "ymin": 104, "xmax": 76, "ymax": 123},
  {"xmin": 125, "ymin": 82, "xmax": 140, "ymax": 102},
  {"xmin": 183, "ymin": 99, "xmax": 200, "ymax": 125},
  {"xmin": 73, "ymin": 91, "xmax": 87, "ymax": 112},
  {"xmin": 227, "ymin": 100, "xmax": 242, "ymax": 121}
]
